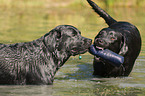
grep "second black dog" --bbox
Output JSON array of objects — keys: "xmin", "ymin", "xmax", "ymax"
[{"xmin": 87, "ymin": 0, "xmax": 141, "ymax": 77}]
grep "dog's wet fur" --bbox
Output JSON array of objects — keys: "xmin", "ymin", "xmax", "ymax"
[
  {"xmin": 87, "ymin": 0, "xmax": 141, "ymax": 77},
  {"xmin": 0, "ymin": 25, "xmax": 92, "ymax": 85}
]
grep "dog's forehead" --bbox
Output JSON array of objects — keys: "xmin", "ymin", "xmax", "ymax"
[
  {"xmin": 100, "ymin": 28, "xmax": 120, "ymax": 35},
  {"xmin": 63, "ymin": 28, "xmax": 81, "ymax": 35}
]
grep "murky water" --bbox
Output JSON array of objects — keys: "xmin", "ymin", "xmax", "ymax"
[{"xmin": 0, "ymin": 5, "xmax": 145, "ymax": 96}]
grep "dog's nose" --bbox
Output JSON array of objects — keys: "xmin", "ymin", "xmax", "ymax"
[
  {"xmin": 83, "ymin": 38, "xmax": 92, "ymax": 44},
  {"xmin": 89, "ymin": 39, "xmax": 92, "ymax": 43},
  {"xmin": 95, "ymin": 38, "xmax": 104, "ymax": 45},
  {"xmin": 86, "ymin": 39, "xmax": 92, "ymax": 45}
]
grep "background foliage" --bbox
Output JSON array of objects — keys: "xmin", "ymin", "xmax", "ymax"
[{"xmin": 0, "ymin": 0, "xmax": 145, "ymax": 9}]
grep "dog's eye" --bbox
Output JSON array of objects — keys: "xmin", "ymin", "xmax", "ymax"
[
  {"xmin": 72, "ymin": 31, "xmax": 77, "ymax": 37},
  {"xmin": 110, "ymin": 37, "xmax": 115, "ymax": 40},
  {"xmin": 99, "ymin": 32, "xmax": 104, "ymax": 35},
  {"xmin": 57, "ymin": 33, "xmax": 61, "ymax": 39},
  {"xmin": 72, "ymin": 34, "xmax": 76, "ymax": 37}
]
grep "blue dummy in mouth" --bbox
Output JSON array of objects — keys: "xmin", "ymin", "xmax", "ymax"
[{"xmin": 89, "ymin": 45, "xmax": 124, "ymax": 67}]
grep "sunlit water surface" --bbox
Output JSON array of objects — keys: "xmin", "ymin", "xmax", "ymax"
[{"xmin": 0, "ymin": 6, "xmax": 145, "ymax": 96}]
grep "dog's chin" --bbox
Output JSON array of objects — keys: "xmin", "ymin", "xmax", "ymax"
[{"xmin": 71, "ymin": 48, "xmax": 88, "ymax": 56}]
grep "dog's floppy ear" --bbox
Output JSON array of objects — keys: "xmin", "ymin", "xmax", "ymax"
[
  {"xmin": 53, "ymin": 26, "xmax": 62, "ymax": 41},
  {"xmin": 56, "ymin": 30, "xmax": 61, "ymax": 40},
  {"xmin": 119, "ymin": 35, "xmax": 128, "ymax": 56}
]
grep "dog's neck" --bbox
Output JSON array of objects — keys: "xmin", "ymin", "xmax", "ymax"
[
  {"xmin": 51, "ymin": 49, "xmax": 71, "ymax": 68},
  {"xmin": 39, "ymin": 49, "xmax": 70, "ymax": 84},
  {"xmin": 36, "ymin": 41, "xmax": 71, "ymax": 84}
]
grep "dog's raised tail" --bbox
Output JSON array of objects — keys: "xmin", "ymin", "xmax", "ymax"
[{"xmin": 87, "ymin": 0, "xmax": 117, "ymax": 26}]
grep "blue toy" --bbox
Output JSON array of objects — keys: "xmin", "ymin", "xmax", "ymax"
[{"xmin": 89, "ymin": 45, "xmax": 124, "ymax": 67}]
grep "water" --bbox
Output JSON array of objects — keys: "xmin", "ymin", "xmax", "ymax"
[{"xmin": 0, "ymin": 5, "xmax": 145, "ymax": 96}]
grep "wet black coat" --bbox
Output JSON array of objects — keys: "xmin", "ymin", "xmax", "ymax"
[
  {"xmin": 87, "ymin": 0, "xmax": 141, "ymax": 77},
  {"xmin": 0, "ymin": 25, "xmax": 92, "ymax": 84}
]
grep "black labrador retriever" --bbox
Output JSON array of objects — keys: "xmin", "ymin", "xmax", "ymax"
[
  {"xmin": 0, "ymin": 25, "xmax": 92, "ymax": 85},
  {"xmin": 87, "ymin": 0, "xmax": 141, "ymax": 77}
]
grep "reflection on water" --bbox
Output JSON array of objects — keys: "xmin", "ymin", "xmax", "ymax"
[{"xmin": 0, "ymin": 5, "xmax": 145, "ymax": 96}]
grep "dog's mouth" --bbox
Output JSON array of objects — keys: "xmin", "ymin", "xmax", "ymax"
[
  {"xmin": 95, "ymin": 46, "xmax": 104, "ymax": 50},
  {"xmin": 71, "ymin": 47, "xmax": 89, "ymax": 56},
  {"xmin": 71, "ymin": 39, "xmax": 92, "ymax": 56},
  {"xmin": 93, "ymin": 45, "xmax": 104, "ymax": 61}
]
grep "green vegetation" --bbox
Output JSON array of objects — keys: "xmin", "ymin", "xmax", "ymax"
[
  {"xmin": 101, "ymin": 0, "xmax": 145, "ymax": 7},
  {"xmin": 0, "ymin": 0, "xmax": 145, "ymax": 9}
]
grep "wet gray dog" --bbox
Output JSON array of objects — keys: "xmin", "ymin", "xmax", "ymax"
[
  {"xmin": 0, "ymin": 25, "xmax": 92, "ymax": 85},
  {"xmin": 87, "ymin": 0, "xmax": 141, "ymax": 77}
]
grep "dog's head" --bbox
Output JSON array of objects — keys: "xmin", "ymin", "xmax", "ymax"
[
  {"xmin": 43, "ymin": 25, "xmax": 92, "ymax": 56},
  {"xmin": 94, "ymin": 28, "xmax": 128, "ymax": 55}
]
